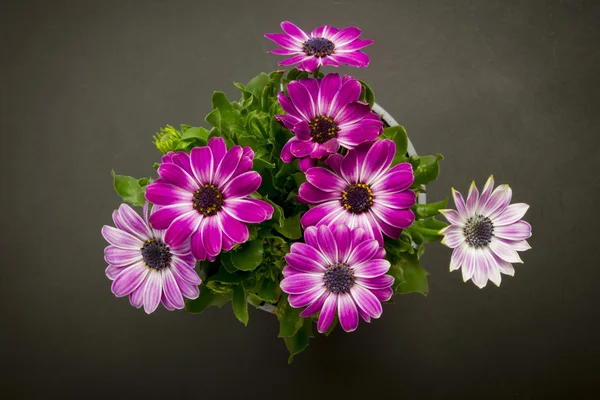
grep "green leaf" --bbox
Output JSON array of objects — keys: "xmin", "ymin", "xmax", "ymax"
[
  {"xmin": 185, "ymin": 287, "xmax": 232, "ymax": 314},
  {"xmin": 274, "ymin": 213, "xmax": 302, "ymax": 239},
  {"xmin": 232, "ymin": 285, "xmax": 249, "ymax": 326},
  {"xmin": 208, "ymin": 268, "xmax": 250, "ymax": 284},
  {"xmin": 245, "ymin": 73, "xmax": 270, "ymax": 99},
  {"xmin": 258, "ymin": 278, "xmax": 280, "ymax": 302},
  {"xmin": 412, "ymin": 154, "xmax": 444, "ymax": 186},
  {"xmin": 382, "ymin": 125, "xmax": 409, "ymax": 162},
  {"xmin": 407, "ymin": 218, "xmax": 448, "ymax": 243},
  {"xmin": 111, "ymin": 171, "xmax": 147, "ymax": 206},
  {"xmin": 412, "ymin": 197, "xmax": 449, "ymax": 219},
  {"xmin": 181, "ymin": 126, "xmax": 210, "ymax": 140},
  {"xmin": 395, "ymin": 253, "xmax": 429, "ymax": 296},
  {"xmin": 253, "ymin": 157, "xmax": 275, "ymax": 171},
  {"xmin": 358, "ymin": 80, "xmax": 375, "ymax": 107},
  {"xmin": 229, "ymin": 239, "xmax": 264, "ymax": 271},
  {"xmin": 265, "ymin": 199, "xmax": 284, "ymax": 228},
  {"xmin": 283, "ymin": 318, "xmax": 314, "ymax": 364},
  {"xmin": 221, "ymin": 252, "xmax": 237, "ymax": 273},
  {"xmin": 277, "ymin": 295, "xmax": 304, "ymax": 338},
  {"xmin": 291, "ymin": 172, "xmax": 307, "ymax": 186}
]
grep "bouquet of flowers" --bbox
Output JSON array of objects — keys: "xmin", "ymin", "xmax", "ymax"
[{"xmin": 101, "ymin": 22, "xmax": 532, "ymax": 362}]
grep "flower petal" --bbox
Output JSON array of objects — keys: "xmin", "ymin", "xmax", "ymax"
[
  {"xmin": 149, "ymin": 203, "xmax": 194, "ymax": 230},
  {"xmin": 214, "ymin": 146, "xmax": 243, "ymax": 187},
  {"xmin": 264, "ymin": 33, "xmax": 303, "ymax": 50},
  {"xmin": 376, "ymin": 191, "xmax": 416, "ymax": 209},
  {"xmin": 466, "ymin": 181, "xmax": 480, "ymax": 212},
  {"xmin": 478, "ymin": 175, "xmax": 495, "ymax": 206},
  {"xmin": 331, "ymin": 26, "xmax": 362, "ymax": 46},
  {"xmin": 347, "ymin": 239, "xmax": 379, "ymax": 265},
  {"xmin": 158, "ymin": 163, "xmax": 199, "ymax": 193},
  {"xmin": 190, "ymin": 146, "xmax": 214, "ymax": 186},
  {"xmin": 353, "ymin": 259, "xmax": 390, "ymax": 278},
  {"xmin": 289, "ymin": 242, "xmax": 328, "ymax": 266},
  {"xmin": 332, "ymin": 224, "xmax": 352, "ymax": 263},
  {"xmin": 222, "ymin": 171, "xmax": 261, "ymax": 198},
  {"xmin": 371, "ymin": 165, "xmax": 414, "ymax": 194},
  {"xmin": 224, "ymin": 199, "xmax": 270, "ymax": 223},
  {"xmin": 350, "ymin": 285, "xmax": 382, "ymax": 318},
  {"xmin": 305, "ymin": 167, "xmax": 346, "ymax": 192},
  {"xmin": 111, "ymin": 263, "xmax": 149, "ymax": 297},
  {"xmin": 328, "ymin": 78, "xmax": 361, "ymax": 117},
  {"xmin": 287, "ymin": 80, "xmax": 316, "ymax": 120},
  {"xmin": 330, "ymin": 51, "xmax": 370, "ymax": 67},
  {"xmin": 450, "ymin": 242, "xmax": 469, "ymax": 271},
  {"xmin": 494, "ymin": 220, "xmax": 532, "ymax": 241},
  {"xmin": 104, "ymin": 246, "xmax": 142, "ymax": 268},
  {"xmin": 145, "ymin": 183, "xmax": 192, "ymax": 207},
  {"xmin": 171, "ymin": 256, "xmax": 202, "ymax": 285},
  {"xmin": 201, "ymin": 216, "xmax": 222, "ymax": 257},
  {"xmin": 318, "ymin": 73, "xmax": 342, "ymax": 115},
  {"xmin": 281, "ymin": 273, "xmax": 324, "ymax": 295},
  {"xmin": 451, "ymin": 188, "xmax": 469, "ymax": 217},
  {"xmin": 440, "ymin": 225, "xmax": 466, "ymax": 249},
  {"xmin": 281, "ymin": 21, "xmax": 309, "ymax": 42},
  {"xmin": 480, "ymin": 184, "xmax": 512, "ymax": 219},
  {"xmin": 338, "ymin": 293, "xmax": 359, "ymax": 332},
  {"xmin": 117, "ymin": 204, "xmax": 152, "ymax": 240},
  {"xmin": 301, "ymin": 201, "xmax": 342, "ymax": 228},
  {"xmin": 317, "ymin": 293, "xmax": 338, "ymax": 333},
  {"xmin": 285, "ymin": 252, "xmax": 327, "ymax": 273},
  {"xmin": 371, "ymin": 204, "xmax": 414, "ymax": 229},
  {"xmin": 102, "ymin": 226, "xmax": 143, "ymax": 250},
  {"xmin": 356, "ymin": 274, "xmax": 394, "ymax": 289},
  {"xmin": 489, "ymin": 237, "xmax": 523, "ymax": 263},
  {"xmin": 164, "ymin": 211, "xmax": 201, "ymax": 247},
  {"xmin": 337, "ymin": 38, "xmax": 374, "ymax": 52},
  {"xmin": 298, "ymin": 182, "xmax": 339, "ymax": 204},
  {"xmin": 143, "ymin": 271, "xmax": 162, "ymax": 314},
  {"xmin": 336, "ymin": 119, "xmax": 383, "ymax": 149},
  {"xmin": 369, "ymin": 287, "xmax": 393, "ymax": 303},
  {"xmin": 300, "ymin": 290, "xmax": 330, "ymax": 317},
  {"xmin": 359, "ymin": 140, "xmax": 394, "ymax": 184},
  {"xmin": 334, "ymin": 102, "xmax": 371, "ymax": 126},
  {"xmin": 317, "ymin": 225, "xmax": 338, "ymax": 264},
  {"xmin": 162, "ymin": 269, "xmax": 184, "ymax": 309},
  {"xmin": 439, "ymin": 209, "xmax": 463, "ymax": 225},
  {"xmin": 218, "ymin": 211, "xmax": 249, "ymax": 244},
  {"xmin": 493, "ymin": 203, "xmax": 530, "ymax": 226},
  {"xmin": 288, "ymin": 286, "xmax": 326, "ymax": 308}
]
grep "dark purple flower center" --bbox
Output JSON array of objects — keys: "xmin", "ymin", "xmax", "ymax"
[
  {"xmin": 324, "ymin": 263, "xmax": 355, "ymax": 293},
  {"xmin": 310, "ymin": 115, "xmax": 339, "ymax": 144},
  {"xmin": 463, "ymin": 215, "xmax": 494, "ymax": 247},
  {"xmin": 302, "ymin": 37, "xmax": 335, "ymax": 57},
  {"xmin": 342, "ymin": 183, "xmax": 373, "ymax": 214},
  {"xmin": 193, "ymin": 184, "xmax": 224, "ymax": 216},
  {"xmin": 141, "ymin": 238, "xmax": 172, "ymax": 270}
]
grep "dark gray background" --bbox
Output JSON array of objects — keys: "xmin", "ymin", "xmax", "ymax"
[{"xmin": 2, "ymin": 0, "xmax": 599, "ymax": 398}]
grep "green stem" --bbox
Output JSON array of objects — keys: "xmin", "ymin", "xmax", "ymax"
[{"xmin": 313, "ymin": 66, "xmax": 321, "ymax": 78}]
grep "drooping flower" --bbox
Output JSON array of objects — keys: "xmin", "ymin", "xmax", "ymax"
[
  {"xmin": 102, "ymin": 203, "xmax": 202, "ymax": 314},
  {"xmin": 265, "ymin": 21, "xmax": 374, "ymax": 73},
  {"xmin": 439, "ymin": 176, "xmax": 532, "ymax": 288},
  {"xmin": 145, "ymin": 137, "xmax": 274, "ymax": 260},
  {"xmin": 277, "ymin": 73, "xmax": 383, "ymax": 162},
  {"xmin": 280, "ymin": 224, "xmax": 393, "ymax": 333},
  {"xmin": 297, "ymin": 139, "xmax": 415, "ymax": 245}
]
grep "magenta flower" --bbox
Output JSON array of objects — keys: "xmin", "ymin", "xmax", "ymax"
[
  {"xmin": 439, "ymin": 176, "xmax": 532, "ymax": 288},
  {"xmin": 278, "ymin": 73, "xmax": 383, "ymax": 162},
  {"xmin": 145, "ymin": 137, "xmax": 274, "ymax": 260},
  {"xmin": 297, "ymin": 139, "xmax": 415, "ymax": 245},
  {"xmin": 102, "ymin": 203, "xmax": 201, "ymax": 314},
  {"xmin": 265, "ymin": 21, "xmax": 373, "ymax": 73},
  {"xmin": 281, "ymin": 224, "xmax": 393, "ymax": 333}
]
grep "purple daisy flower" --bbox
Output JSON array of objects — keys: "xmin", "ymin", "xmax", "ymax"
[
  {"xmin": 145, "ymin": 137, "xmax": 274, "ymax": 260},
  {"xmin": 277, "ymin": 73, "xmax": 383, "ymax": 161},
  {"xmin": 280, "ymin": 224, "xmax": 393, "ymax": 333},
  {"xmin": 439, "ymin": 176, "xmax": 532, "ymax": 288},
  {"xmin": 297, "ymin": 139, "xmax": 415, "ymax": 245},
  {"xmin": 265, "ymin": 21, "xmax": 373, "ymax": 72},
  {"xmin": 102, "ymin": 203, "xmax": 201, "ymax": 314}
]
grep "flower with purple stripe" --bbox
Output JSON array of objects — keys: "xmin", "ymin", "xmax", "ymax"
[
  {"xmin": 297, "ymin": 139, "xmax": 415, "ymax": 245},
  {"xmin": 102, "ymin": 203, "xmax": 201, "ymax": 314},
  {"xmin": 265, "ymin": 21, "xmax": 373, "ymax": 73},
  {"xmin": 145, "ymin": 137, "xmax": 274, "ymax": 260},
  {"xmin": 439, "ymin": 176, "xmax": 532, "ymax": 288},
  {"xmin": 280, "ymin": 224, "xmax": 393, "ymax": 333},
  {"xmin": 278, "ymin": 73, "xmax": 383, "ymax": 162}
]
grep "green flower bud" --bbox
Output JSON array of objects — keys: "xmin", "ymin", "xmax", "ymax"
[{"xmin": 153, "ymin": 125, "xmax": 182, "ymax": 154}]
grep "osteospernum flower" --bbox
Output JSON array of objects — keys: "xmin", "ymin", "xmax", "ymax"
[
  {"xmin": 439, "ymin": 176, "xmax": 532, "ymax": 288},
  {"xmin": 145, "ymin": 137, "xmax": 274, "ymax": 260},
  {"xmin": 298, "ymin": 139, "xmax": 415, "ymax": 245},
  {"xmin": 102, "ymin": 203, "xmax": 201, "ymax": 314},
  {"xmin": 265, "ymin": 21, "xmax": 374, "ymax": 72},
  {"xmin": 280, "ymin": 224, "xmax": 393, "ymax": 333},
  {"xmin": 278, "ymin": 73, "xmax": 383, "ymax": 162}
]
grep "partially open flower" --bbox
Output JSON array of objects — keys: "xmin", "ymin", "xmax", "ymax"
[
  {"xmin": 280, "ymin": 224, "xmax": 393, "ymax": 333},
  {"xmin": 265, "ymin": 21, "xmax": 374, "ymax": 72},
  {"xmin": 439, "ymin": 176, "xmax": 532, "ymax": 288}
]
